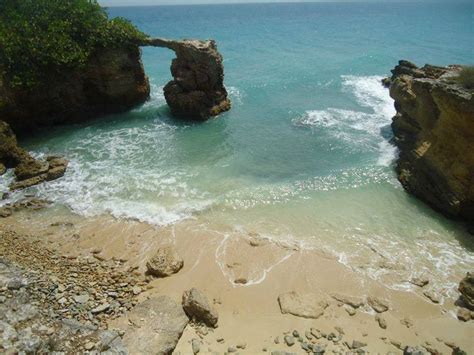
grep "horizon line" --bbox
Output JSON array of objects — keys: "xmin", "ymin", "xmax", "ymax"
[{"xmin": 102, "ymin": 1, "xmax": 470, "ymax": 8}]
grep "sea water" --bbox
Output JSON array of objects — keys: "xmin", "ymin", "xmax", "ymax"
[{"xmin": 3, "ymin": 2, "xmax": 473, "ymax": 296}]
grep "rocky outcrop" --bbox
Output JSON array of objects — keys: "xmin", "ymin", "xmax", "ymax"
[
  {"xmin": 0, "ymin": 121, "xmax": 68, "ymax": 191},
  {"xmin": 389, "ymin": 60, "xmax": 474, "ymax": 224},
  {"xmin": 143, "ymin": 38, "xmax": 231, "ymax": 119},
  {"xmin": 182, "ymin": 288, "xmax": 219, "ymax": 328},
  {"xmin": 459, "ymin": 272, "xmax": 474, "ymax": 310},
  {"xmin": 0, "ymin": 46, "xmax": 150, "ymax": 133}
]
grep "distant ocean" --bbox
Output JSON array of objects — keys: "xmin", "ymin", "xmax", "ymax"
[{"xmin": 4, "ymin": 2, "xmax": 473, "ymax": 296}]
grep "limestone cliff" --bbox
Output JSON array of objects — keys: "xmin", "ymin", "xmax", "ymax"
[
  {"xmin": 389, "ymin": 60, "xmax": 474, "ymax": 224},
  {"xmin": 0, "ymin": 46, "xmax": 150, "ymax": 134},
  {"xmin": 143, "ymin": 38, "xmax": 231, "ymax": 119}
]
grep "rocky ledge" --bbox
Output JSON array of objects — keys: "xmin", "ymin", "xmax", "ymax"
[
  {"xmin": 0, "ymin": 46, "xmax": 150, "ymax": 134},
  {"xmin": 0, "ymin": 120, "xmax": 68, "ymax": 191},
  {"xmin": 143, "ymin": 38, "xmax": 231, "ymax": 120},
  {"xmin": 388, "ymin": 60, "xmax": 474, "ymax": 225}
]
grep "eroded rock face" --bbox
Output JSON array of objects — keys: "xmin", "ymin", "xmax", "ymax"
[
  {"xmin": 143, "ymin": 38, "xmax": 231, "ymax": 120},
  {"xmin": 389, "ymin": 60, "xmax": 474, "ymax": 224},
  {"xmin": 0, "ymin": 121, "xmax": 68, "ymax": 191},
  {"xmin": 182, "ymin": 288, "xmax": 219, "ymax": 328},
  {"xmin": 0, "ymin": 46, "xmax": 150, "ymax": 133}
]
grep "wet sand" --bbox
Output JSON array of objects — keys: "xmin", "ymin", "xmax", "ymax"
[{"xmin": 1, "ymin": 206, "xmax": 473, "ymax": 354}]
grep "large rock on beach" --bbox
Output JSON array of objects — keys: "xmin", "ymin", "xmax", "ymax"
[
  {"xmin": 278, "ymin": 291, "xmax": 329, "ymax": 319},
  {"xmin": 142, "ymin": 38, "xmax": 231, "ymax": 119},
  {"xmin": 389, "ymin": 60, "xmax": 474, "ymax": 224},
  {"xmin": 182, "ymin": 288, "xmax": 219, "ymax": 327},
  {"xmin": 122, "ymin": 296, "xmax": 189, "ymax": 355},
  {"xmin": 146, "ymin": 246, "xmax": 184, "ymax": 277}
]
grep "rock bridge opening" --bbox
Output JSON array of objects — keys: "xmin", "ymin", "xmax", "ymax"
[{"xmin": 141, "ymin": 38, "xmax": 231, "ymax": 120}]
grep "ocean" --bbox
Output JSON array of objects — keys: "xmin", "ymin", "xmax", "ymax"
[{"xmin": 3, "ymin": 2, "xmax": 473, "ymax": 296}]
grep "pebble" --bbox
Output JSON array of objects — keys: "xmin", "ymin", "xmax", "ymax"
[
  {"xmin": 274, "ymin": 336, "xmax": 280, "ymax": 344},
  {"xmin": 192, "ymin": 339, "xmax": 201, "ymax": 354},
  {"xmin": 284, "ymin": 335, "xmax": 295, "ymax": 346},
  {"xmin": 91, "ymin": 303, "xmax": 110, "ymax": 314},
  {"xmin": 375, "ymin": 314, "xmax": 387, "ymax": 329},
  {"xmin": 457, "ymin": 308, "xmax": 471, "ymax": 322},
  {"xmin": 292, "ymin": 330, "xmax": 299, "ymax": 338},
  {"xmin": 84, "ymin": 342, "xmax": 95, "ymax": 350},
  {"xmin": 227, "ymin": 346, "xmax": 237, "ymax": 353},
  {"xmin": 352, "ymin": 340, "xmax": 367, "ymax": 349},
  {"xmin": 236, "ymin": 342, "xmax": 247, "ymax": 349}
]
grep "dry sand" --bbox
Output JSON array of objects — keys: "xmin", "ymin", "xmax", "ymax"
[{"xmin": 1, "ymin": 206, "xmax": 473, "ymax": 354}]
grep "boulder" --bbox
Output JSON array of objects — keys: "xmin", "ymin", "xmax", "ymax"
[
  {"xmin": 389, "ymin": 60, "xmax": 474, "ymax": 224},
  {"xmin": 122, "ymin": 296, "xmax": 189, "ymax": 355},
  {"xmin": 182, "ymin": 288, "xmax": 218, "ymax": 328},
  {"xmin": 459, "ymin": 272, "xmax": 474, "ymax": 310},
  {"xmin": 277, "ymin": 291, "xmax": 329, "ymax": 319},
  {"xmin": 146, "ymin": 246, "xmax": 184, "ymax": 277},
  {"xmin": 143, "ymin": 38, "xmax": 231, "ymax": 120}
]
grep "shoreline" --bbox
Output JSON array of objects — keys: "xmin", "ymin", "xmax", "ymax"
[{"xmin": 1, "ymin": 204, "xmax": 472, "ymax": 353}]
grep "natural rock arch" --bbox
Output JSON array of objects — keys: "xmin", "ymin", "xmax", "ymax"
[{"xmin": 141, "ymin": 37, "xmax": 231, "ymax": 120}]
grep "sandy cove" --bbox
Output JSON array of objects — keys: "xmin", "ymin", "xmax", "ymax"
[{"xmin": 1, "ymin": 205, "xmax": 473, "ymax": 354}]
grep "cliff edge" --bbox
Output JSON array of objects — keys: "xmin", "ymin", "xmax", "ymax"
[
  {"xmin": 0, "ymin": 46, "xmax": 150, "ymax": 134},
  {"xmin": 389, "ymin": 60, "xmax": 474, "ymax": 224}
]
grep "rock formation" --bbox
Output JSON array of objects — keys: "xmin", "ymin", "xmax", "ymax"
[
  {"xmin": 182, "ymin": 288, "xmax": 219, "ymax": 328},
  {"xmin": 0, "ymin": 46, "xmax": 150, "ymax": 133},
  {"xmin": 459, "ymin": 272, "xmax": 474, "ymax": 310},
  {"xmin": 146, "ymin": 246, "xmax": 184, "ymax": 277},
  {"xmin": 0, "ymin": 120, "xmax": 68, "ymax": 190},
  {"xmin": 142, "ymin": 38, "xmax": 231, "ymax": 119},
  {"xmin": 389, "ymin": 60, "xmax": 474, "ymax": 224}
]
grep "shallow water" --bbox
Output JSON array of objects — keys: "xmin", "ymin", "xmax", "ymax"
[{"xmin": 3, "ymin": 2, "xmax": 473, "ymax": 295}]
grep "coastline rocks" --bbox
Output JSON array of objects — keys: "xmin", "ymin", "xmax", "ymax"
[
  {"xmin": 1, "ymin": 121, "xmax": 68, "ymax": 191},
  {"xmin": 182, "ymin": 288, "xmax": 219, "ymax": 328},
  {"xmin": 146, "ymin": 246, "xmax": 184, "ymax": 277},
  {"xmin": 458, "ymin": 272, "xmax": 474, "ymax": 310},
  {"xmin": 143, "ymin": 38, "xmax": 231, "ymax": 120},
  {"xmin": 389, "ymin": 60, "xmax": 474, "ymax": 224},
  {"xmin": 367, "ymin": 296, "xmax": 390, "ymax": 313},
  {"xmin": 0, "ymin": 46, "xmax": 150, "ymax": 133},
  {"xmin": 278, "ymin": 291, "xmax": 329, "ymax": 319},
  {"xmin": 330, "ymin": 292, "xmax": 364, "ymax": 308},
  {"xmin": 122, "ymin": 296, "xmax": 189, "ymax": 355}
]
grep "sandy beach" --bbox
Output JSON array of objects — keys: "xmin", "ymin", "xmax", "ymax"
[{"xmin": 1, "ymin": 204, "xmax": 472, "ymax": 354}]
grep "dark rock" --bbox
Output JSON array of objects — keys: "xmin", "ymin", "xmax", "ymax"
[
  {"xmin": 143, "ymin": 38, "xmax": 231, "ymax": 120},
  {"xmin": 182, "ymin": 288, "xmax": 218, "ymax": 328},
  {"xmin": 1, "ymin": 47, "xmax": 150, "ymax": 134},
  {"xmin": 146, "ymin": 246, "xmax": 184, "ymax": 277},
  {"xmin": 382, "ymin": 77, "xmax": 392, "ymax": 88},
  {"xmin": 389, "ymin": 60, "xmax": 474, "ymax": 224},
  {"xmin": 458, "ymin": 272, "xmax": 474, "ymax": 310}
]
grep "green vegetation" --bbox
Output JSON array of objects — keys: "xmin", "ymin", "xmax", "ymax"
[
  {"xmin": 457, "ymin": 66, "xmax": 474, "ymax": 90},
  {"xmin": 0, "ymin": 0, "xmax": 147, "ymax": 88}
]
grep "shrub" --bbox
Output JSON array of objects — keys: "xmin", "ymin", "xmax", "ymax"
[
  {"xmin": 0, "ymin": 0, "xmax": 147, "ymax": 88},
  {"xmin": 457, "ymin": 66, "xmax": 474, "ymax": 90}
]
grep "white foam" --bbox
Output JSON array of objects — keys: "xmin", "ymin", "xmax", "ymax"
[{"xmin": 294, "ymin": 75, "xmax": 397, "ymax": 166}]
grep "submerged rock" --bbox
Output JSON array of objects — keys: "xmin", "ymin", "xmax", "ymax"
[
  {"xmin": 182, "ymin": 288, "xmax": 219, "ymax": 328},
  {"xmin": 389, "ymin": 60, "xmax": 474, "ymax": 224},
  {"xmin": 143, "ymin": 37, "xmax": 231, "ymax": 120},
  {"xmin": 146, "ymin": 246, "xmax": 184, "ymax": 277},
  {"xmin": 278, "ymin": 291, "xmax": 329, "ymax": 319}
]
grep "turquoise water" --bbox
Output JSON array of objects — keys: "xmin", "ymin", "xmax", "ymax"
[{"xmin": 3, "ymin": 2, "xmax": 474, "ymax": 294}]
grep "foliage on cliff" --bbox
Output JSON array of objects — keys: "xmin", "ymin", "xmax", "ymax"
[
  {"xmin": 0, "ymin": 0, "xmax": 147, "ymax": 88},
  {"xmin": 457, "ymin": 66, "xmax": 474, "ymax": 90}
]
